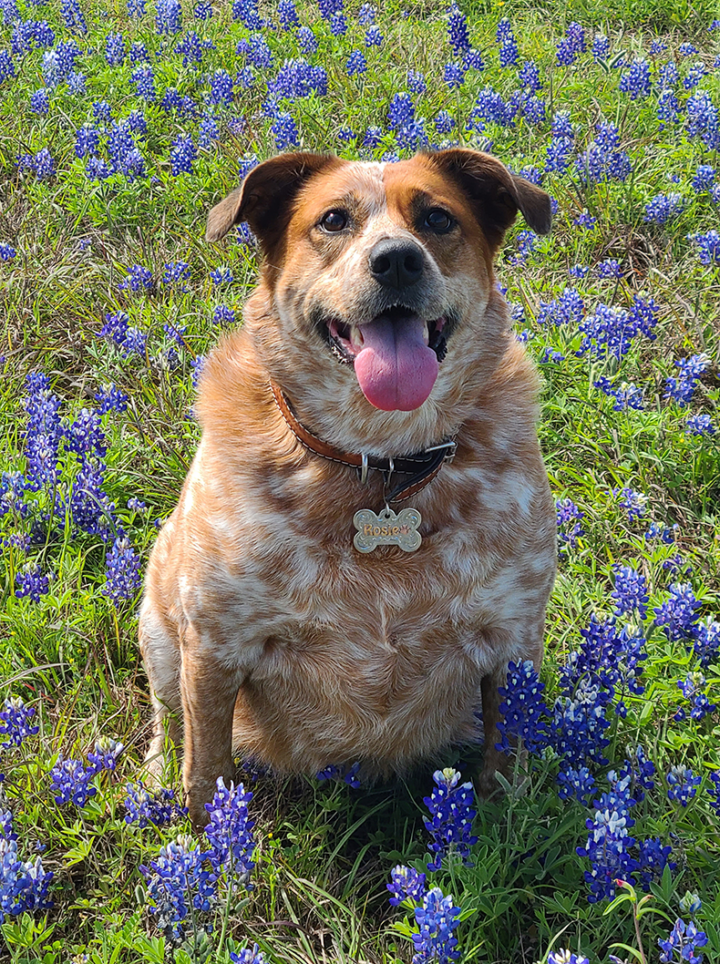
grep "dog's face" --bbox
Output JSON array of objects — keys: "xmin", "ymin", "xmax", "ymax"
[{"xmin": 207, "ymin": 151, "xmax": 550, "ymax": 430}]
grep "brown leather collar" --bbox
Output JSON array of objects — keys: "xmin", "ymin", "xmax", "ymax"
[{"xmin": 270, "ymin": 381, "xmax": 456, "ymax": 504}]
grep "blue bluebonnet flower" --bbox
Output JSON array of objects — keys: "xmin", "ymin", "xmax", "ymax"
[
  {"xmin": 407, "ymin": 70, "xmax": 426, "ymax": 94},
  {"xmin": 0, "ymin": 836, "xmax": 53, "ymax": 924},
  {"xmin": 659, "ymin": 919, "xmax": 708, "ymax": 963},
  {"xmin": 131, "ymin": 65, "xmax": 156, "ymax": 101},
  {"xmin": 576, "ymin": 774, "xmax": 638, "ymax": 902},
  {"xmin": 363, "ymin": 126, "xmax": 382, "ymax": 148},
  {"xmin": 162, "ymin": 261, "xmax": 191, "ymax": 288},
  {"xmin": 50, "ymin": 757, "xmax": 97, "ymax": 807},
  {"xmin": 125, "ymin": 782, "xmax": 184, "ymax": 828},
  {"xmin": 87, "ymin": 737, "xmax": 123, "ymax": 773},
  {"xmin": 75, "ymin": 125, "xmax": 100, "ymax": 159},
  {"xmin": 105, "ymin": 31, "xmax": 125, "ymax": 65},
  {"xmin": 127, "ymin": 497, "xmax": 146, "ymax": 512},
  {"xmin": 65, "ymin": 408, "xmax": 106, "ymax": 461},
  {"xmin": 0, "ymin": 243, "xmax": 16, "ymax": 261},
  {"xmin": 128, "ymin": 0, "xmax": 146, "ymax": 16},
  {"xmin": 0, "ymin": 698, "xmax": 39, "ymax": 748},
  {"xmin": 618, "ymin": 745, "xmax": 656, "ymax": 803},
  {"xmin": 423, "ymin": 768, "xmax": 478, "ymax": 871},
  {"xmin": 129, "ymin": 41, "xmax": 150, "ymax": 64},
  {"xmin": 297, "ymin": 26, "xmax": 317, "ymax": 55},
  {"xmin": 556, "ymin": 497, "xmax": 584, "ymax": 550},
  {"xmin": 674, "ymin": 672, "xmax": 716, "ymax": 722},
  {"xmin": 388, "ymin": 865, "xmax": 427, "ymax": 906},
  {"xmin": 233, "ymin": 0, "xmax": 262, "ymax": 28},
  {"xmin": 548, "ymin": 953, "xmax": 589, "ymax": 964},
  {"xmin": 462, "ymin": 48, "xmax": 484, "ymax": 71},
  {"xmin": 176, "ymin": 31, "xmax": 204, "ymax": 65},
  {"xmin": 708, "ymin": 772, "xmax": 720, "ymax": 817},
  {"xmin": 15, "ymin": 565, "xmax": 51, "ymax": 603},
  {"xmin": 657, "ymin": 89, "xmax": 681, "ymax": 127},
  {"xmin": 667, "ymin": 766, "xmax": 701, "ymax": 806},
  {"xmin": 119, "ymin": 264, "xmax": 153, "ymax": 293},
  {"xmin": 496, "ymin": 660, "xmax": 550, "ymax": 754},
  {"xmin": 61, "ymin": 0, "xmax": 87, "ymax": 33},
  {"xmin": 170, "ymin": 135, "xmax": 196, "ymax": 176},
  {"xmin": 594, "ymin": 378, "xmax": 644, "ymax": 411},
  {"xmin": 613, "ymin": 487, "xmax": 647, "ymax": 521},
  {"xmin": 540, "ymin": 347, "xmax": 566, "ymax": 364},
  {"xmin": 211, "ymin": 305, "xmax": 234, "ymax": 326},
  {"xmin": 693, "ymin": 618, "xmax": 720, "ymax": 667},
  {"xmin": 434, "ymin": 111, "xmax": 455, "ymax": 134},
  {"xmin": 687, "ymin": 230, "xmax": 720, "ymax": 265},
  {"xmin": 346, "ymin": 49, "xmax": 366, "ymax": 75},
  {"xmin": 22, "ymin": 371, "xmax": 63, "ymax": 489},
  {"xmin": 692, "ymin": 165, "xmax": 715, "ymax": 192},
  {"xmin": 364, "ymin": 24, "xmax": 381, "ymax": 45},
  {"xmin": 210, "ymin": 267, "xmax": 233, "ymax": 287},
  {"xmin": 316, "ymin": 761, "xmax": 361, "ymax": 787},
  {"xmin": 665, "ymin": 353, "xmax": 711, "ymax": 405},
  {"xmin": 277, "ymin": 0, "xmax": 298, "ymax": 29},
  {"xmin": 685, "ymin": 414, "xmax": 716, "ymax": 436},
  {"xmin": 156, "ymin": 0, "xmax": 181, "ymax": 34},
  {"xmin": 511, "ymin": 230, "xmax": 536, "ymax": 264},
  {"xmin": 654, "ymin": 583, "xmax": 700, "ymax": 640},
  {"xmin": 551, "ymin": 680, "xmax": 612, "ymax": 766},
  {"xmin": 644, "ymin": 193, "xmax": 684, "ymax": 223},
  {"xmin": 556, "ymin": 22, "xmax": 585, "ymax": 65},
  {"xmin": 619, "ymin": 59, "xmax": 651, "ymax": 98},
  {"xmin": 271, "ymin": 112, "xmax": 299, "ymax": 149},
  {"xmin": 447, "ymin": 4, "xmax": 470, "ymax": 55},
  {"xmin": 358, "ymin": 3, "xmax": 376, "ymax": 24},
  {"xmin": 577, "ymin": 300, "xmax": 652, "ymax": 360},
  {"xmin": 560, "ymin": 614, "xmax": 646, "ymax": 710},
  {"xmin": 194, "ymin": 0, "xmax": 212, "ymax": 18},
  {"xmin": 636, "ymin": 837, "xmax": 675, "ymax": 891},
  {"xmin": 270, "ymin": 59, "xmax": 328, "ymax": 99},
  {"xmin": 388, "ymin": 92, "xmax": 414, "ymax": 131},
  {"xmin": 576, "ymin": 123, "xmax": 631, "ymax": 184},
  {"xmin": 537, "ymin": 288, "xmax": 584, "ymax": 327},
  {"xmin": 30, "ymin": 88, "xmax": 49, "ymax": 113},
  {"xmin": 557, "ymin": 766, "xmax": 596, "ymax": 804},
  {"xmin": 103, "ymin": 536, "xmax": 142, "ymax": 605},
  {"xmin": 204, "ymin": 777, "xmax": 256, "ymax": 885},
  {"xmin": 191, "ymin": 356, "xmax": 205, "ymax": 390},
  {"xmin": 686, "ymin": 92, "xmax": 720, "ymax": 151},
  {"xmin": 611, "ymin": 565, "xmax": 649, "ymax": 618},
  {"xmin": 230, "ymin": 946, "xmax": 267, "ymax": 964},
  {"xmin": 141, "ymin": 835, "xmax": 217, "ymax": 939},
  {"xmin": 517, "ymin": 60, "xmax": 541, "ymax": 92},
  {"xmin": 545, "ymin": 136, "xmax": 574, "ymax": 173},
  {"xmin": 208, "ymin": 69, "xmax": 233, "ymax": 105},
  {"xmin": 679, "ymin": 893, "xmax": 702, "ymax": 916},
  {"xmin": 496, "ymin": 18, "xmax": 518, "ymax": 67},
  {"xmin": 443, "ymin": 62, "xmax": 465, "ymax": 88},
  {"xmin": 412, "ymin": 886, "xmax": 462, "ymax": 963},
  {"xmin": 683, "ymin": 62, "xmax": 707, "ymax": 89},
  {"xmin": 468, "ymin": 86, "xmax": 516, "ymax": 128}
]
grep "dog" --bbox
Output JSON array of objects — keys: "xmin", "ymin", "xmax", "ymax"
[{"xmin": 139, "ymin": 149, "xmax": 557, "ymax": 826}]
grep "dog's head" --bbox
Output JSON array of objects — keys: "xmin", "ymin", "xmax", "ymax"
[{"xmin": 207, "ymin": 150, "xmax": 550, "ymax": 442}]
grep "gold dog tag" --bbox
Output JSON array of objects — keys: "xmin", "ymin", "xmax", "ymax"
[{"xmin": 353, "ymin": 507, "xmax": 422, "ymax": 553}]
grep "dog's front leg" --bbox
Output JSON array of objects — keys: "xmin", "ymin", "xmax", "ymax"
[
  {"xmin": 476, "ymin": 668, "xmax": 514, "ymax": 798},
  {"xmin": 180, "ymin": 627, "xmax": 244, "ymax": 827}
]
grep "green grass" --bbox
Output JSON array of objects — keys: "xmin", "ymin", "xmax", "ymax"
[{"xmin": 1, "ymin": 0, "xmax": 719, "ymax": 961}]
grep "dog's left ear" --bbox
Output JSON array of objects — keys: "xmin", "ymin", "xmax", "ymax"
[
  {"xmin": 427, "ymin": 148, "xmax": 552, "ymax": 250},
  {"xmin": 205, "ymin": 152, "xmax": 339, "ymax": 252}
]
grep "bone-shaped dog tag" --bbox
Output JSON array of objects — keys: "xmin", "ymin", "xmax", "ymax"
[{"xmin": 353, "ymin": 507, "xmax": 422, "ymax": 553}]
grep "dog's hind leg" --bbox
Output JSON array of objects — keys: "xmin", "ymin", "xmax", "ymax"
[{"xmin": 139, "ymin": 599, "xmax": 183, "ymax": 785}]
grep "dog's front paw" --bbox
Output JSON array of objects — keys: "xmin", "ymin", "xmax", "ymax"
[{"xmin": 185, "ymin": 783, "xmax": 216, "ymax": 829}]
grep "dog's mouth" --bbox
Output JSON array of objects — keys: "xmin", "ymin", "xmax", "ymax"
[{"xmin": 323, "ymin": 306, "xmax": 449, "ymax": 412}]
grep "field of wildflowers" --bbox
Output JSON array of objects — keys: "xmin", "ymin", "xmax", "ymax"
[{"xmin": 1, "ymin": 0, "xmax": 719, "ymax": 960}]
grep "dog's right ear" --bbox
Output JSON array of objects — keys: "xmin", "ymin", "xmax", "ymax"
[{"xmin": 206, "ymin": 153, "xmax": 340, "ymax": 253}]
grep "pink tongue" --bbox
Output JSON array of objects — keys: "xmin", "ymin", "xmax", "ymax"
[{"xmin": 354, "ymin": 315, "xmax": 439, "ymax": 411}]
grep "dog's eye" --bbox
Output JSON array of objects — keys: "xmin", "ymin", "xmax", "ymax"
[
  {"xmin": 320, "ymin": 210, "xmax": 348, "ymax": 233},
  {"xmin": 424, "ymin": 209, "xmax": 454, "ymax": 233}
]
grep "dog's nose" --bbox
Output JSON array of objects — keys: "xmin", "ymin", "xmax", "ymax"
[{"xmin": 368, "ymin": 239, "xmax": 424, "ymax": 289}]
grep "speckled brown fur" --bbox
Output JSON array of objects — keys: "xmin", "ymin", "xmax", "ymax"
[{"xmin": 139, "ymin": 150, "xmax": 557, "ymax": 825}]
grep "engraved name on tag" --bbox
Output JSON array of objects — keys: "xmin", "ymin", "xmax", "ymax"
[{"xmin": 353, "ymin": 507, "xmax": 422, "ymax": 553}]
